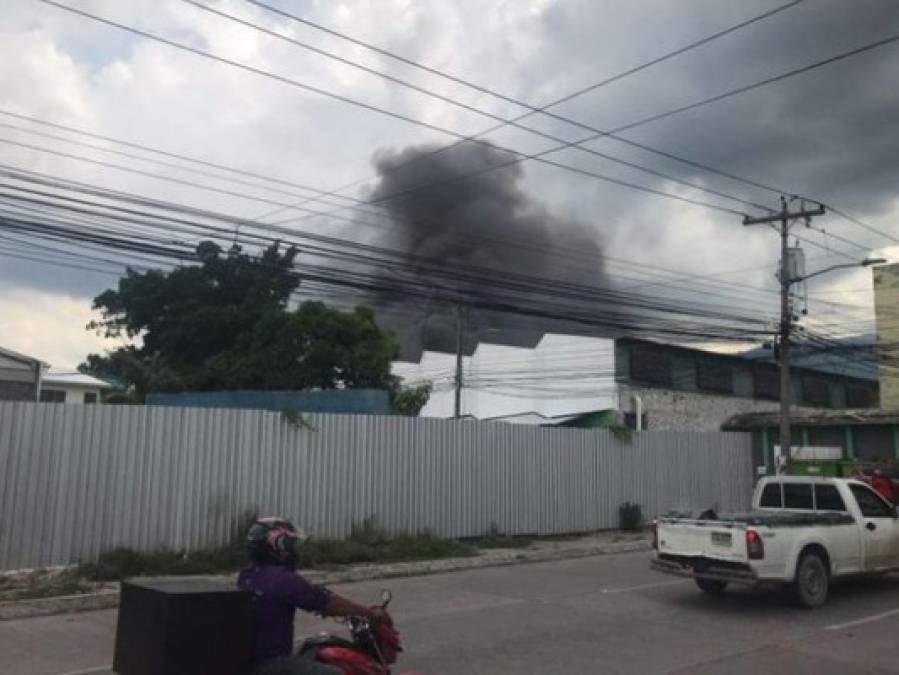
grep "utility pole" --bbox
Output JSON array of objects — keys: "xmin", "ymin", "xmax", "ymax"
[
  {"xmin": 744, "ymin": 198, "xmax": 825, "ymax": 467},
  {"xmin": 454, "ymin": 303, "xmax": 465, "ymax": 418}
]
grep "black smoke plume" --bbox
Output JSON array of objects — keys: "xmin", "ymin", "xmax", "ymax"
[{"xmin": 367, "ymin": 141, "xmax": 610, "ymax": 360}]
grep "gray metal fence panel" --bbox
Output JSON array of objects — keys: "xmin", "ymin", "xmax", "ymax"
[{"xmin": 0, "ymin": 403, "xmax": 753, "ymax": 570}]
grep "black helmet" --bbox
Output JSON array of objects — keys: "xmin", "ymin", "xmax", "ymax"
[{"xmin": 246, "ymin": 517, "xmax": 305, "ymax": 567}]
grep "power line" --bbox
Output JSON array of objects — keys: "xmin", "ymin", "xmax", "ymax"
[
  {"xmin": 3, "ymin": 157, "xmax": 884, "ymax": 348},
  {"xmin": 0, "ymin": 111, "xmax": 362, "ymax": 206},
  {"xmin": 4, "ymin": 162, "xmax": 874, "ymax": 336},
  {"xmin": 3, "ymin": 160, "xmax": 884, "ymax": 338},
  {"xmin": 181, "ymin": 0, "xmax": 773, "ymax": 215},
  {"xmin": 267, "ymin": 27, "xmax": 899, "ymax": 236},
  {"xmin": 39, "ymin": 0, "xmax": 899, "ymax": 260},
  {"xmin": 242, "ymin": 1, "xmax": 898, "ymax": 252},
  {"xmin": 34, "ymin": 1, "xmax": 899, "ymax": 269},
  {"xmin": 0, "ymin": 179, "xmax": 775, "ymax": 343},
  {"xmin": 243, "ymin": 0, "xmax": 807, "ymax": 122},
  {"xmin": 0, "ymin": 163, "xmax": 786, "ymax": 313},
  {"xmin": 241, "ymin": 0, "xmax": 806, "ymax": 219},
  {"xmin": 32, "ymin": 1, "xmax": 801, "ymax": 220}
]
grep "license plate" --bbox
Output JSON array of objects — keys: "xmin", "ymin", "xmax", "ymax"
[{"xmin": 711, "ymin": 532, "xmax": 732, "ymax": 547}]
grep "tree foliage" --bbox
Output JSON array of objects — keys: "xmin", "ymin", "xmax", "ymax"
[
  {"xmin": 80, "ymin": 241, "xmax": 417, "ymax": 404},
  {"xmin": 390, "ymin": 381, "xmax": 433, "ymax": 416}
]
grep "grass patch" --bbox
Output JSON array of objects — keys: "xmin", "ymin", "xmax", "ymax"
[
  {"xmin": 297, "ymin": 518, "xmax": 475, "ymax": 568},
  {"xmin": 78, "ymin": 518, "xmax": 475, "ymax": 581},
  {"xmin": 78, "ymin": 544, "xmax": 247, "ymax": 582},
  {"xmin": 0, "ymin": 568, "xmax": 99, "ymax": 602},
  {"xmin": 464, "ymin": 522, "xmax": 533, "ymax": 549}
]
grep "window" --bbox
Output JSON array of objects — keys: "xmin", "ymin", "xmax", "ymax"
[
  {"xmin": 39, "ymin": 389, "xmax": 65, "ymax": 403},
  {"xmin": 783, "ymin": 483, "xmax": 813, "ymax": 510},
  {"xmin": 84, "ymin": 392, "xmax": 98, "ymax": 404},
  {"xmin": 802, "ymin": 377, "xmax": 829, "ymax": 407},
  {"xmin": 629, "ymin": 347, "xmax": 672, "ymax": 386},
  {"xmin": 847, "ymin": 385, "xmax": 874, "ymax": 408},
  {"xmin": 696, "ymin": 361, "xmax": 733, "ymax": 394},
  {"xmin": 850, "ymin": 484, "xmax": 894, "ymax": 518},
  {"xmin": 815, "ymin": 484, "xmax": 847, "ymax": 512},
  {"xmin": 760, "ymin": 483, "xmax": 782, "ymax": 508},
  {"xmin": 754, "ymin": 368, "xmax": 780, "ymax": 400},
  {"xmin": 854, "ymin": 426, "xmax": 893, "ymax": 462}
]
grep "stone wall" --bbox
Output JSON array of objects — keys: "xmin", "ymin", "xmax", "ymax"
[
  {"xmin": 874, "ymin": 264, "xmax": 899, "ymax": 407},
  {"xmin": 618, "ymin": 384, "xmax": 820, "ymax": 432}
]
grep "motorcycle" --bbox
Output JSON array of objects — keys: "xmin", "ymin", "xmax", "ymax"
[{"xmin": 298, "ymin": 590, "xmax": 406, "ymax": 675}]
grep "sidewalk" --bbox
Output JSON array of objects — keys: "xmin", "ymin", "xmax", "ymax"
[{"xmin": 0, "ymin": 531, "xmax": 650, "ymax": 621}]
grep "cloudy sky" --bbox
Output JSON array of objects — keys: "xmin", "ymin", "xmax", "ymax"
[{"xmin": 1, "ymin": 0, "xmax": 898, "ymax": 368}]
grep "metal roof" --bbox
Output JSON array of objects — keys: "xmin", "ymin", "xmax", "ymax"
[
  {"xmin": 723, "ymin": 409, "xmax": 899, "ymax": 429},
  {"xmin": 42, "ymin": 369, "xmax": 115, "ymax": 389},
  {"xmin": 0, "ymin": 346, "xmax": 47, "ymax": 367}
]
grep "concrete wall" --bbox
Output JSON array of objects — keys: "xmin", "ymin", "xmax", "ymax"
[
  {"xmin": 618, "ymin": 384, "xmax": 822, "ymax": 432},
  {"xmin": 874, "ymin": 263, "xmax": 899, "ymax": 408}
]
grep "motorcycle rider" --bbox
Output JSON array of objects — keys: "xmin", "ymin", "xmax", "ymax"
[{"xmin": 238, "ymin": 517, "xmax": 388, "ymax": 675}]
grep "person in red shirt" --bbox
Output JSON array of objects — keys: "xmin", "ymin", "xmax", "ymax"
[{"xmin": 871, "ymin": 469, "xmax": 895, "ymax": 504}]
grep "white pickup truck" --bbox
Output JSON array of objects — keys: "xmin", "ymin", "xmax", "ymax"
[{"xmin": 651, "ymin": 476, "xmax": 899, "ymax": 608}]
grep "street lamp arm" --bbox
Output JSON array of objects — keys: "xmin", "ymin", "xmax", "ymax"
[{"xmin": 794, "ymin": 258, "xmax": 887, "ymax": 283}]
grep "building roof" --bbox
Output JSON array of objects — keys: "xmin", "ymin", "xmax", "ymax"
[
  {"xmin": 0, "ymin": 346, "xmax": 47, "ymax": 368},
  {"xmin": 483, "ymin": 412, "xmax": 554, "ymax": 425},
  {"xmin": 723, "ymin": 409, "xmax": 899, "ymax": 430},
  {"xmin": 42, "ymin": 369, "xmax": 115, "ymax": 390},
  {"xmin": 484, "ymin": 410, "xmax": 617, "ymax": 427},
  {"xmin": 618, "ymin": 337, "xmax": 877, "ymax": 384}
]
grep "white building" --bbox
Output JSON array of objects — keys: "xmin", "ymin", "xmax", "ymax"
[
  {"xmin": 392, "ymin": 335, "xmax": 618, "ymax": 420},
  {"xmin": 39, "ymin": 369, "xmax": 115, "ymax": 404},
  {"xmin": 0, "ymin": 346, "xmax": 45, "ymax": 401},
  {"xmin": 0, "ymin": 345, "xmax": 114, "ymax": 403}
]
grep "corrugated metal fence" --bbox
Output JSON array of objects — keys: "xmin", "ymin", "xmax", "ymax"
[{"xmin": 0, "ymin": 402, "xmax": 753, "ymax": 570}]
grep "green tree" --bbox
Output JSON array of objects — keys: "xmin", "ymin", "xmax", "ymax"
[
  {"xmin": 390, "ymin": 381, "xmax": 432, "ymax": 416},
  {"xmin": 83, "ymin": 241, "xmax": 404, "ymax": 397}
]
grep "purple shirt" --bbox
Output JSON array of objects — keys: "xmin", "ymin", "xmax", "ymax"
[{"xmin": 237, "ymin": 565, "xmax": 331, "ymax": 664}]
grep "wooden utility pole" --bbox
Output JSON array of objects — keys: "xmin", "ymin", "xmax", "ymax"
[{"xmin": 744, "ymin": 198, "xmax": 825, "ymax": 467}]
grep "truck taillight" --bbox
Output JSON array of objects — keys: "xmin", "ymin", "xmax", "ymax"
[
  {"xmin": 746, "ymin": 529, "xmax": 764, "ymax": 560},
  {"xmin": 650, "ymin": 520, "xmax": 658, "ymax": 550}
]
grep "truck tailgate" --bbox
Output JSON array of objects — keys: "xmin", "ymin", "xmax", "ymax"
[{"xmin": 657, "ymin": 520, "xmax": 748, "ymax": 564}]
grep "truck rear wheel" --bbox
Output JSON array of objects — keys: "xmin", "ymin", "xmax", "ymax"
[
  {"xmin": 793, "ymin": 552, "xmax": 829, "ymax": 609},
  {"xmin": 695, "ymin": 578, "xmax": 727, "ymax": 595}
]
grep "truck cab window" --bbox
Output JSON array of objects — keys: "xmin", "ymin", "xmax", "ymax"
[
  {"xmin": 783, "ymin": 483, "xmax": 813, "ymax": 510},
  {"xmin": 815, "ymin": 484, "xmax": 847, "ymax": 512},
  {"xmin": 850, "ymin": 484, "xmax": 894, "ymax": 518},
  {"xmin": 760, "ymin": 483, "xmax": 782, "ymax": 508}
]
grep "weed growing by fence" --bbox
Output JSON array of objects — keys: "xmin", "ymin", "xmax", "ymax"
[
  {"xmin": 78, "ymin": 518, "xmax": 475, "ymax": 581},
  {"xmin": 464, "ymin": 522, "xmax": 533, "ymax": 549},
  {"xmin": 618, "ymin": 502, "xmax": 644, "ymax": 531}
]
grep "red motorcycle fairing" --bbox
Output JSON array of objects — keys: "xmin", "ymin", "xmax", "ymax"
[{"xmin": 316, "ymin": 646, "xmax": 384, "ymax": 674}]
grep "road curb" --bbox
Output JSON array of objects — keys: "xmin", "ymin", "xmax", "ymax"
[{"xmin": 0, "ymin": 540, "xmax": 650, "ymax": 621}]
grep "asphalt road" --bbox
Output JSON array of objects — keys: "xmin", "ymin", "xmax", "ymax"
[{"xmin": 8, "ymin": 551, "xmax": 899, "ymax": 674}]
